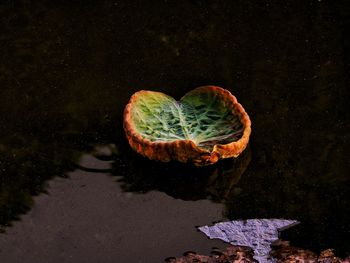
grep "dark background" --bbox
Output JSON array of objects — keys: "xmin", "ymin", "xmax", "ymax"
[{"xmin": 0, "ymin": 0, "xmax": 349, "ymax": 261}]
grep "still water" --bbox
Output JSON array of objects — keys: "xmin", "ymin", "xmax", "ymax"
[{"xmin": 0, "ymin": 1, "xmax": 349, "ymax": 262}]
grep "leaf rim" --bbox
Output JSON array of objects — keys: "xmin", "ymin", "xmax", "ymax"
[{"xmin": 123, "ymin": 85, "xmax": 251, "ymax": 166}]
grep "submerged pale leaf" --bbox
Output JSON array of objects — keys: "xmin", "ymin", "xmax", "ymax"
[
  {"xmin": 124, "ymin": 86, "xmax": 251, "ymax": 165},
  {"xmin": 198, "ymin": 219, "xmax": 299, "ymax": 263}
]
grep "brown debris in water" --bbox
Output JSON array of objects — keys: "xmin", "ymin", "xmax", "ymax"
[
  {"xmin": 164, "ymin": 245, "xmax": 257, "ymax": 263},
  {"xmin": 166, "ymin": 242, "xmax": 350, "ymax": 263},
  {"xmin": 270, "ymin": 240, "xmax": 350, "ymax": 263}
]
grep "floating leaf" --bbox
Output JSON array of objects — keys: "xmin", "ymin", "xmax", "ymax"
[
  {"xmin": 198, "ymin": 219, "xmax": 299, "ymax": 263},
  {"xmin": 123, "ymin": 86, "xmax": 251, "ymax": 166}
]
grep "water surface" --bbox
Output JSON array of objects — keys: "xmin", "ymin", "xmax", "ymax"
[{"xmin": 0, "ymin": 1, "xmax": 349, "ymax": 261}]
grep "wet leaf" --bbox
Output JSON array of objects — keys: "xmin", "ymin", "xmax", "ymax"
[
  {"xmin": 124, "ymin": 86, "xmax": 251, "ymax": 165},
  {"xmin": 198, "ymin": 219, "xmax": 299, "ymax": 262}
]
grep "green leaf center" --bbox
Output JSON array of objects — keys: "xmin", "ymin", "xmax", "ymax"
[{"xmin": 131, "ymin": 90, "xmax": 243, "ymax": 151}]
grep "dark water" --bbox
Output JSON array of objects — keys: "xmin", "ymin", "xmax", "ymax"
[{"xmin": 0, "ymin": 1, "xmax": 349, "ymax": 261}]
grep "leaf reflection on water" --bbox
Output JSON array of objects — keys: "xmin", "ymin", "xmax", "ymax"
[{"xmin": 110, "ymin": 142, "xmax": 251, "ymax": 202}]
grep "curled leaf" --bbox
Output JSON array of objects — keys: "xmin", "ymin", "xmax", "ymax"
[{"xmin": 123, "ymin": 86, "xmax": 251, "ymax": 166}]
